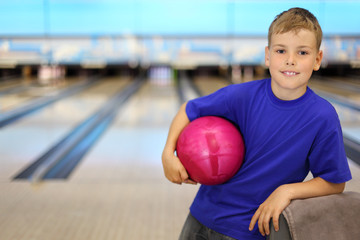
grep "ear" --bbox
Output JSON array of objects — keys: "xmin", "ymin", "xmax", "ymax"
[
  {"xmin": 265, "ymin": 46, "xmax": 270, "ymax": 67},
  {"xmin": 313, "ymin": 50, "xmax": 323, "ymax": 71}
]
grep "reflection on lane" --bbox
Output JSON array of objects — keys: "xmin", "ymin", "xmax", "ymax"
[{"xmin": 0, "ymin": 76, "xmax": 132, "ymax": 179}]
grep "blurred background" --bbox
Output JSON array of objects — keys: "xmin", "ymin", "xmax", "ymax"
[
  {"xmin": 1, "ymin": 0, "xmax": 360, "ymax": 74},
  {"xmin": 0, "ymin": 1, "xmax": 360, "ymax": 240}
]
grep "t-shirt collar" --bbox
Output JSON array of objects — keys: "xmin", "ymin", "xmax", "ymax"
[{"xmin": 266, "ymin": 78, "xmax": 313, "ymax": 108}]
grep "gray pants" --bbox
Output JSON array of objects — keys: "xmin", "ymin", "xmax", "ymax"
[
  {"xmin": 179, "ymin": 213, "xmax": 236, "ymax": 240},
  {"xmin": 179, "ymin": 213, "xmax": 292, "ymax": 240}
]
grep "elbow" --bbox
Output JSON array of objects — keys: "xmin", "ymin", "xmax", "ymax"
[
  {"xmin": 332, "ymin": 182, "xmax": 346, "ymax": 194},
  {"xmin": 337, "ymin": 182, "xmax": 346, "ymax": 193},
  {"xmin": 180, "ymin": 102, "xmax": 188, "ymax": 110},
  {"xmin": 320, "ymin": 177, "xmax": 346, "ymax": 194}
]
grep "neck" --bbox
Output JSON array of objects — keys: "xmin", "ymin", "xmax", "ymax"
[{"xmin": 271, "ymin": 81, "xmax": 307, "ymax": 101}]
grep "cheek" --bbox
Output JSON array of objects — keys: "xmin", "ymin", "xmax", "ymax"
[
  {"xmin": 268, "ymin": 58, "xmax": 282, "ymax": 69},
  {"xmin": 300, "ymin": 60, "xmax": 316, "ymax": 71}
]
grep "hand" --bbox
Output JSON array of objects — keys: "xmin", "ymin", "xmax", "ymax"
[
  {"xmin": 162, "ymin": 150, "xmax": 197, "ymax": 185},
  {"xmin": 249, "ymin": 185, "xmax": 292, "ymax": 236}
]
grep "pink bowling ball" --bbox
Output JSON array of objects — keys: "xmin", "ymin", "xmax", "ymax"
[{"xmin": 176, "ymin": 116, "xmax": 245, "ymax": 185}]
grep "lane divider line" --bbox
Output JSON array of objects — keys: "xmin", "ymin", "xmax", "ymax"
[
  {"xmin": 13, "ymin": 77, "xmax": 144, "ymax": 182},
  {"xmin": 0, "ymin": 76, "xmax": 101, "ymax": 128}
]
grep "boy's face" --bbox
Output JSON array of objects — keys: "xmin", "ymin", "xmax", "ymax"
[{"xmin": 265, "ymin": 29, "xmax": 323, "ymax": 100}]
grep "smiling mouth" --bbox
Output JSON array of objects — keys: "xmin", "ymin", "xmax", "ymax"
[{"xmin": 281, "ymin": 71, "xmax": 299, "ymax": 76}]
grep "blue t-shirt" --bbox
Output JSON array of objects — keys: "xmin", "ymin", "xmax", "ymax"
[{"xmin": 185, "ymin": 78, "xmax": 352, "ymax": 240}]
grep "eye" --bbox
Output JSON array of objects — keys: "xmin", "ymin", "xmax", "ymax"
[
  {"xmin": 276, "ymin": 49, "xmax": 285, "ymax": 54},
  {"xmin": 299, "ymin": 51, "xmax": 308, "ymax": 55}
]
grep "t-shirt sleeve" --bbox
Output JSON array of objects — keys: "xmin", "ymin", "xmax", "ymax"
[
  {"xmin": 186, "ymin": 86, "xmax": 233, "ymax": 122},
  {"xmin": 308, "ymin": 112, "xmax": 352, "ymax": 183}
]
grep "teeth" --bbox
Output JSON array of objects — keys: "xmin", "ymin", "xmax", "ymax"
[{"xmin": 283, "ymin": 71, "xmax": 297, "ymax": 76}]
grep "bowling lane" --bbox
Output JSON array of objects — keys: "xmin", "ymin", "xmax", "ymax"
[
  {"xmin": 0, "ymin": 76, "xmax": 131, "ymax": 180},
  {"xmin": 63, "ymin": 79, "xmax": 199, "ymax": 239},
  {"xmin": 192, "ymin": 76, "xmax": 231, "ymax": 95},
  {"xmin": 0, "ymin": 77, "xmax": 36, "ymax": 111},
  {"xmin": 0, "ymin": 77, "xmax": 86, "ymax": 112},
  {"xmin": 309, "ymin": 77, "xmax": 360, "ymax": 143},
  {"xmin": 0, "ymin": 77, "xmax": 199, "ymax": 240},
  {"xmin": 0, "ymin": 77, "xmax": 25, "ymax": 91},
  {"xmin": 309, "ymin": 77, "xmax": 360, "ymax": 107},
  {"xmin": 71, "ymin": 80, "xmax": 179, "ymax": 181}
]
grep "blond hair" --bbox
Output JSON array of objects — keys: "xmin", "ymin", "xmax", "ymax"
[{"xmin": 268, "ymin": 8, "xmax": 323, "ymax": 50}]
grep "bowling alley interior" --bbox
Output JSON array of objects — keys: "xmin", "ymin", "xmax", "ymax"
[{"xmin": 1, "ymin": 1, "xmax": 360, "ymax": 239}]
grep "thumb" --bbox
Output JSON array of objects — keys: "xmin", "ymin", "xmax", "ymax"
[{"xmin": 179, "ymin": 165, "xmax": 190, "ymax": 182}]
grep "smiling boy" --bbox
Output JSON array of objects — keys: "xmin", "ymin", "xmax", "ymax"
[{"xmin": 162, "ymin": 8, "xmax": 352, "ymax": 240}]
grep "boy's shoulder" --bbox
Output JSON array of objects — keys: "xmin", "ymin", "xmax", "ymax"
[
  {"xmin": 308, "ymin": 90, "xmax": 340, "ymax": 122},
  {"xmin": 310, "ymin": 90, "xmax": 337, "ymax": 111}
]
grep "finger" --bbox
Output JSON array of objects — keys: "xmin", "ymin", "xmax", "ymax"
[
  {"xmin": 184, "ymin": 178, "xmax": 197, "ymax": 184},
  {"xmin": 249, "ymin": 210, "xmax": 261, "ymax": 231},
  {"xmin": 171, "ymin": 175, "xmax": 182, "ymax": 185},
  {"xmin": 179, "ymin": 166, "xmax": 190, "ymax": 183},
  {"xmin": 168, "ymin": 170, "xmax": 183, "ymax": 184},
  {"xmin": 258, "ymin": 212, "xmax": 265, "ymax": 236},
  {"xmin": 263, "ymin": 213, "xmax": 272, "ymax": 236},
  {"xmin": 272, "ymin": 213, "xmax": 280, "ymax": 232}
]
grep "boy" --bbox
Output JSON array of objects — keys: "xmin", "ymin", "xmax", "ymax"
[{"xmin": 162, "ymin": 7, "xmax": 352, "ymax": 240}]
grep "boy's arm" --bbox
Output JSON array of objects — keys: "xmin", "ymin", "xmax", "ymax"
[
  {"xmin": 162, "ymin": 102, "xmax": 197, "ymax": 185},
  {"xmin": 249, "ymin": 177, "xmax": 345, "ymax": 236}
]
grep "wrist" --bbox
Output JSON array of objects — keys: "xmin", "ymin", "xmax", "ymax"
[
  {"xmin": 162, "ymin": 145, "xmax": 176, "ymax": 159},
  {"xmin": 278, "ymin": 184, "xmax": 296, "ymax": 201},
  {"xmin": 164, "ymin": 143, "xmax": 175, "ymax": 153}
]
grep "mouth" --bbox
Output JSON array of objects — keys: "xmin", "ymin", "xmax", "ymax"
[{"xmin": 281, "ymin": 71, "xmax": 299, "ymax": 76}]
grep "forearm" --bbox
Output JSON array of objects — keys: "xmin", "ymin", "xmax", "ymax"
[
  {"xmin": 283, "ymin": 177, "xmax": 345, "ymax": 201},
  {"xmin": 162, "ymin": 102, "xmax": 195, "ymax": 184},
  {"xmin": 249, "ymin": 177, "xmax": 346, "ymax": 235},
  {"xmin": 163, "ymin": 102, "xmax": 190, "ymax": 155}
]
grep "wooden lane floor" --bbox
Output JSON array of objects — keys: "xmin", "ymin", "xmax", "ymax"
[
  {"xmin": 0, "ymin": 77, "xmax": 89, "ymax": 112},
  {"xmin": 309, "ymin": 77, "xmax": 360, "ymax": 150},
  {"xmin": 309, "ymin": 77, "xmax": 360, "ymax": 107},
  {"xmin": 0, "ymin": 77, "xmax": 29, "ymax": 91},
  {"xmin": 0, "ymin": 76, "xmax": 131, "ymax": 180},
  {"xmin": 0, "ymin": 78, "xmax": 199, "ymax": 240},
  {"xmin": 192, "ymin": 76, "xmax": 230, "ymax": 96},
  {"xmin": 68, "ymin": 80, "xmax": 199, "ymax": 239}
]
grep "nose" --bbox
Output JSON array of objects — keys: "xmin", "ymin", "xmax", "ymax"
[{"xmin": 286, "ymin": 53, "xmax": 296, "ymax": 66}]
